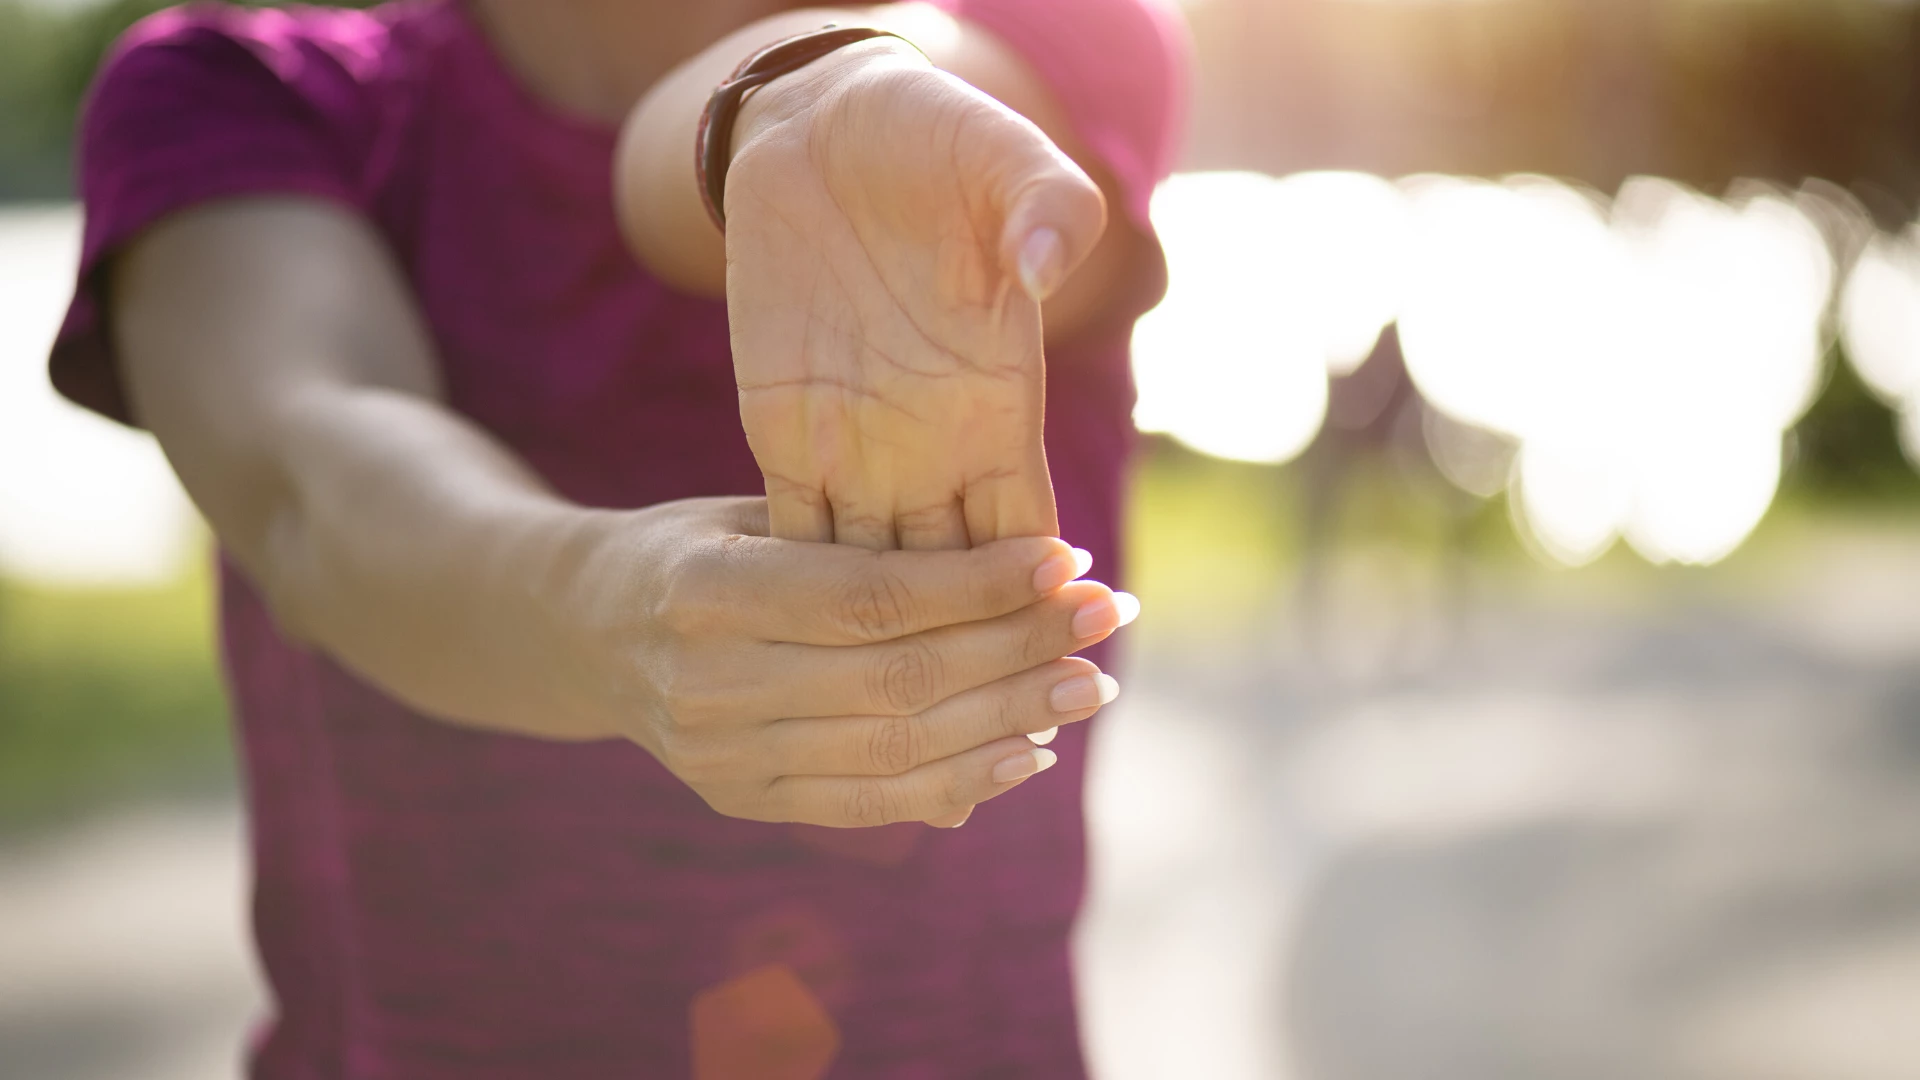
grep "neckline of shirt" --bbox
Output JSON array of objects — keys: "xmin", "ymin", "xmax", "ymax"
[{"xmin": 430, "ymin": 0, "xmax": 622, "ymax": 196}]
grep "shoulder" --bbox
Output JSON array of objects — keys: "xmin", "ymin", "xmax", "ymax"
[
  {"xmin": 82, "ymin": 2, "xmax": 441, "ymax": 177},
  {"xmin": 936, "ymin": 0, "xmax": 1191, "ymax": 168},
  {"xmin": 94, "ymin": 2, "xmax": 400, "ymax": 105},
  {"xmin": 55, "ymin": 3, "xmax": 443, "ymax": 424}
]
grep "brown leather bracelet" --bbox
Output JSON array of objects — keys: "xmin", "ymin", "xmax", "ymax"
[{"xmin": 694, "ymin": 25, "xmax": 921, "ymax": 232}]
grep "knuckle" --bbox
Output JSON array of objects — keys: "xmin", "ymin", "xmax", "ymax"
[
  {"xmin": 865, "ymin": 714, "xmax": 919, "ymax": 775},
  {"xmin": 835, "ymin": 566, "xmax": 917, "ymax": 642},
  {"xmin": 1017, "ymin": 609, "xmax": 1056, "ymax": 665},
  {"xmin": 944, "ymin": 769, "xmax": 976, "ymax": 812},
  {"xmin": 988, "ymin": 687, "xmax": 1027, "ymax": 737},
  {"xmin": 871, "ymin": 639, "xmax": 943, "ymax": 715},
  {"xmin": 656, "ymin": 721, "xmax": 712, "ymax": 772},
  {"xmin": 842, "ymin": 778, "xmax": 895, "ymax": 828},
  {"xmin": 666, "ymin": 739, "xmax": 730, "ymax": 786},
  {"xmin": 697, "ymin": 785, "xmax": 766, "ymax": 823},
  {"xmin": 655, "ymin": 549, "xmax": 727, "ymax": 637},
  {"xmin": 692, "ymin": 784, "xmax": 735, "ymax": 816},
  {"xmin": 656, "ymin": 679, "xmax": 706, "ymax": 728},
  {"xmin": 656, "ymin": 669, "xmax": 731, "ymax": 736}
]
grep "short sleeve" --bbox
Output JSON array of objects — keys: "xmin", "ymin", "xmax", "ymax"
[
  {"xmin": 50, "ymin": 4, "xmax": 387, "ymax": 425},
  {"xmin": 935, "ymin": 0, "xmax": 1191, "ymax": 236}
]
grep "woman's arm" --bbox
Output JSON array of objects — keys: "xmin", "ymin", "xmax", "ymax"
[
  {"xmin": 616, "ymin": 3, "xmax": 1151, "ymax": 342},
  {"xmin": 110, "ymin": 196, "xmax": 1131, "ymax": 826}
]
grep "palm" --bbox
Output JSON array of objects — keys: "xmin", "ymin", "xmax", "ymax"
[{"xmin": 725, "ymin": 64, "xmax": 1076, "ymax": 551}]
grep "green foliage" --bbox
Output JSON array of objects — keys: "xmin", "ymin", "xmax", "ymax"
[
  {"xmin": 0, "ymin": 561, "xmax": 230, "ymax": 828},
  {"xmin": 0, "ymin": 0, "xmax": 375, "ymax": 199},
  {"xmin": 1783, "ymin": 344, "xmax": 1920, "ymax": 506}
]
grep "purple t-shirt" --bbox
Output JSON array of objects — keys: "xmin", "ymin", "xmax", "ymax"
[{"xmin": 51, "ymin": 1, "xmax": 1187, "ymax": 1075}]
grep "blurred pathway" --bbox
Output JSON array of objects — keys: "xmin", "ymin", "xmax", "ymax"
[
  {"xmin": 0, "ymin": 803, "xmax": 257, "ymax": 1080},
  {"xmin": 1079, "ymin": 527, "xmax": 1920, "ymax": 1080},
  {"xmin": 10, "ymin": 529, "xmax": 1920, "ymax": 1079}
]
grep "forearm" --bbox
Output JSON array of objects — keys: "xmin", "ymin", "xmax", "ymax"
[
  {"xmin": 253, "ymin": 384, "xmax": 625, "ymax": 739},
  {"xmin": 114, "ymin": 198, "xmax": 625, "ymax": 740}
]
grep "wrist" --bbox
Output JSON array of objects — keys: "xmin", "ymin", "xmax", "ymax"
[
  {"xmin": 728, "ymin": 35, "xmax": 932, "ymax": 179},
  {"xmin": 512, "ymin": 505, "xmax": 651, "ymax": 740}
]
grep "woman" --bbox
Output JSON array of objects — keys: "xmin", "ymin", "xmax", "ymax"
[{"xmin": 52, "ymin": 0, "xmax": 1187, "ymax": 1074}]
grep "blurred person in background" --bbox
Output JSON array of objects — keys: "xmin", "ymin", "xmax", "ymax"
[{"xmin": 46, "ymin": 0, "xmax": 1186, "ymax": 1075}]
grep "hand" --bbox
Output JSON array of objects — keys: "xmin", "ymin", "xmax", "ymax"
[
  {"xmin": 569, "ymin": 498, "xmax": 1127, "ymax": 828},
  {"xmin": 723, "ymin": 40, "xmax": 1108, "ymax": 551}
]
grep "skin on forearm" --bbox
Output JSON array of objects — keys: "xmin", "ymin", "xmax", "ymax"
[
  {"xmin": 252, "ymin": 388, "xmax": 629, "ymax": 739},
  {"xmin": 615, "ymin": 2, "xmax": 1147, "ymax": 341},
  {"xmin": 114, "ymin": 198, "xmax": 624, "ymax": 740}
]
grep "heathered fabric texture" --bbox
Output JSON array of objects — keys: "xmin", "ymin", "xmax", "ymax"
[{"xmin": 51, "ymin": 1, "xmax": 1186, "ymax": 1075}]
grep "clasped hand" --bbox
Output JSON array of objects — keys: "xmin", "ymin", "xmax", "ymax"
[{"xmin": 586, "ymin": 499, "xmax": 1128, "ymax": 829}]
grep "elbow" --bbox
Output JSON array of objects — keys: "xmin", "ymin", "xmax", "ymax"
[
  {"xmin": 208, "ymin": 480, "xmax": 330, "ymax": 649},
  {"xmin": 251, "ymin": 501, "xmax": 329, "ymax": 648}
]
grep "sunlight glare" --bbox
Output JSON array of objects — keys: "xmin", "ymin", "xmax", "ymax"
[
  {"xmin": 1398, "ymin": 175, "xmax": 1829, "ymax": 566},
  {"xmin": 0, "ymin": 205, "xmax": 199, "ymax": 585},
  {"xmin": 1839, "ymin": 224, "xmax": 1920, "ymax": 472},
  {"xmin": 1132, "ymin": 171, "xmax": 1409, "ymax": 464}
]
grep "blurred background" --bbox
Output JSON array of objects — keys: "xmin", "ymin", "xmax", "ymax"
[{"xmin": 7, "ymin": 0, "xmax": 1920, "ymax": 1077}]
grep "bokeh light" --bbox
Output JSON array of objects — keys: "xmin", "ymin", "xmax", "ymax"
[
  {"xmin": 1136, "ymin": 169, "xmax": 1840, "ymax": 567},
  {"xmin": 0, "ymin": 205, "xmax": 198, "ymax": 585},
  {"xmin": 1840, "ymin": 224, "xmax": 1920, "ymax": 468},
  {"xmin": 1403, "ymin": 175, "xmax": 1831, "ymax": 565},
  {"xmin": 1131, "ymin": 170, "xmax": 1408, "ymax": 465}
]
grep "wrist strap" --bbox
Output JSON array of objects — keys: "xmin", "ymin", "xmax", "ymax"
[{"xmin": 694, "ymin": 25, "xmax": 918, "ymax": 232}]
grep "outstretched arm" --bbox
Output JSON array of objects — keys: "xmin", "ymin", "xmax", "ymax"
[{"xmin": 110, "ymin": 197, "xmax": 1131, "ymax": 826}]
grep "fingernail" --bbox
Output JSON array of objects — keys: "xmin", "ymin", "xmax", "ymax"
[
  {"xmin": 991, "ymin": 746, "xmax": 1059, "ymax": 784},
  {"xmin": 1071, "ymin": 593, "xmax": 1117, "ymax": 640},
  {"xmin": 1018, "ymin": 227, "xmax": 1065, "ymax": 301},
  {"xmin": 1030, "ymin": 726, "xmax": 1059, "ymax": 746},
  {"xmin": 1032, "ymin": 546, "xmax": 1094, "ymax": 593},
  {"xmin": 1050, "ymin": 672, "xmax": 1120, "ymax": 712},
  {"xmin": 1072, "ymin": 590, "xmax": 1142, "ymax": 639}
]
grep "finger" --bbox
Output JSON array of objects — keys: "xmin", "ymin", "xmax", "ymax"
[
  {"xmin": 763, "ymin": 580, "xmax": 1138, "ymax": 719},
  {"xmin": 764, "ymin": 474, "xmax": 833, "ymax": 544},
  {"xmin": 764, "ymin": 657, "xmax": 1113, "ymax": 776},
  {"xmin": 991, "ymin": 136, "xmax": 1107, "ymax": 303},
  {"xmin": 831, "ymin": 494, "xmax": 899, "ymax": 552},
  {"xmin": 700, "ymin": 533, "xmax": 1093, "ymax": 646},
  {"xmin": 895, "ymin": 496, "xmax": 971, "ymax": 551},
  {"xmin": 962, "ymin": 453, "xmax": 1058, "ymax": 548},
  {"xmin": 766, "ymin": 735, "xmax": 1058, "ymax": 828},
  {"xmin": 925, "ymin": 806, "xmax": 972, "ymax": 829}
]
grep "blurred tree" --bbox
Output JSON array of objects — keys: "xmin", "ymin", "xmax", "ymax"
[
  {"xmin": 2, "ymin": 0, "xmax": 1917, "ymax": 501},
  {"xmin": 0, "ymin": 0, "xmax": 376, "ymax": 199},
  {"xmin": 1785, "ymin": 345, "xmax": 1919, "ymax": 504}
]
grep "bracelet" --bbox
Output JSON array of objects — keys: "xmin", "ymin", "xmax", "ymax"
[{"xmin": 694, "ymin": 24, "xmax": 922, "ymax": 232}]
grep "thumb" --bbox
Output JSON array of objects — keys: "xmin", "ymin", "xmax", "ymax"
[{"xmin": 993, "ymin": 141, "xmax": 1107, "ymax": 304}]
